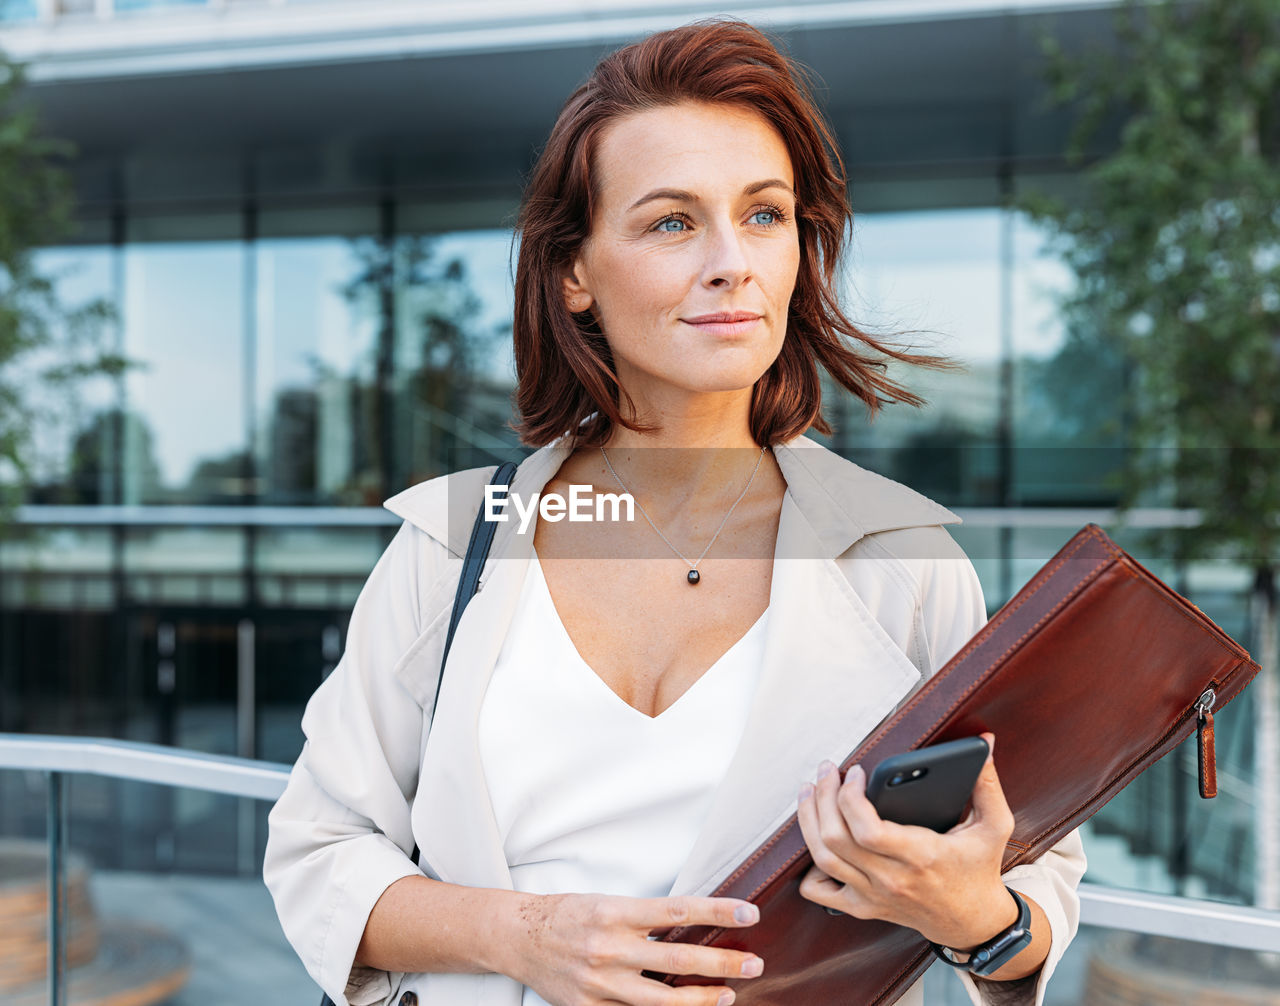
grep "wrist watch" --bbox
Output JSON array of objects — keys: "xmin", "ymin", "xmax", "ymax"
[{"xmin": 930, "ymin": 888, "xmax": 1032, "ymax": 979}]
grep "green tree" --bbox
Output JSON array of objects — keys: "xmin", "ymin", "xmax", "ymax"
[
  {"xmin": 0, "ymin": 51, "xmax": 120, "ymax": 520},
  {"xmin": 1022, "ymin": 0, "xmax": 1280, "ymax": 909}
]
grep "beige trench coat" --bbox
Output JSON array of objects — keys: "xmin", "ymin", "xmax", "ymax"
[{"xmin": 264, "ymin": 434, "xmax": 1086, "ymax": 1006}]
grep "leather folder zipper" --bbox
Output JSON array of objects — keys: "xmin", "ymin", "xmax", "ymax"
[{"xmin": 1196, "ymin": 686, "xmax": 1218, "ymax": 799}]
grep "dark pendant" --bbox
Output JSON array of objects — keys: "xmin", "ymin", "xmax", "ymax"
[{"xmin": 687, "ymin": 569, "xmax": 701, "ymax": 585}]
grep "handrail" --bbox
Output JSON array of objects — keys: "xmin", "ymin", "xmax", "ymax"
[
  {"xmin": 1080, "ymin": 883, "xmax": 1280, "ymax": 955},
  {"xmin": 12, "ymin": 504, "xmax": 401, "ymax": 527},
  {"xmin": 0, "ymin": 733, "xmax": 290, "ymax": 800},
  {"xmin": 3, "ymin": 732, "xmax": 1280, "ymax": 953}
]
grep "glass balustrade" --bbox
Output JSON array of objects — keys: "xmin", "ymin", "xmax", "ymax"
[
  {"xmin": 0, "ymin": 738, "xmax": 310, "ymax": 1005},
  {"xmin": 3, "ymin": 735, "xmax": 1279, "ymax": 1006},
  {"xmin": 922, "ymin": 922, "xmax": 1280, "ymax": 1005}
]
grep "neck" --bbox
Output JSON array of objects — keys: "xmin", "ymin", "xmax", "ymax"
[
  {"xmin": 607, "ymin": 383, "xmax": 758, "ymax": 444},
  {"xmin": 597, "ymin": 388, "xmax": 764, "ymax": 493}
]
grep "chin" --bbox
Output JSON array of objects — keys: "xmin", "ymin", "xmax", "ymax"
[
  {"xmin": 686, "ymin": 347, "xmax": 782, "ymax": 389},
  {"xmin": 681, "ymin": 366, "xmax": 774, "ymax": 395}
]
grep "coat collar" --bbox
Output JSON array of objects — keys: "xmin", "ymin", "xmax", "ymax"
[
  {"xmin": 383, "ymin": 433, "xmax": 960, "ymax": 557},
  {"xmin": 385, "ymin": 433, "xmax": 962, "ymax": 899}
]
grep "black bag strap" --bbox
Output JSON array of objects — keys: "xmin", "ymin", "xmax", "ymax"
[
  {"xmin": 435, "ymin": 460, "xmax": 519, "ymax": 727},
  {"xmin": 318, "ymin": 462, "xmax": 518, "ymax": 1006}
]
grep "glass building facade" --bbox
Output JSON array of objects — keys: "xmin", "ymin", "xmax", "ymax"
[{"xmin": 0, "ymin": 0, "xmax": 1269, "ymax": 971}]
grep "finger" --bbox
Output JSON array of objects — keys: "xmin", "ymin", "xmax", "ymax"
[
  {"xmin": 635, "ymin": 939, "xmax": 764, "ymax": 982},
  {"xmin": 798, "ymin": 778, "xmax": 854, "ymax": 883},
  {"xmin": 798, "ymin": 864, "xmax": 877, "ymax": 920},
  {"xmin": 622, "ymin": 895, "xmax": 760, "ymax": 932},
  {"xmin": 969, "ymin": 733, "xmax": 1015, "ymax": 839},
  {"xmin": 808, "ymin": 762, "xmax": 889, "ymax": 860},
  {"xmin": 834, "ymin": 764, "xmax": 923, "ymax": 862},
  {"xmin": 614, "ymin": 973, "xmax": 740, "ymax": 1006},
  {"xmin": 799, "ymin": 785, "xmax": 875, "ymax": 893},
  {"xmin": 798, "ymin": 864, "xmax": 844, "ymax": 907},
  {"xmin": 810, "ymin": 763, "xmax": 861, "ymax": 861}
]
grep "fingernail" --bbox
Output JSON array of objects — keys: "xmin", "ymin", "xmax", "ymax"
[
  {"xmin": 718, "ymin": 992, "xmax": 735, "ymax": 1006},
  {"xmin": 799, "ymin": 782, "xmax": 814, "ymax": 801},
  {"xmin": 741, "ymin": 956, "xmax": 763, "ymax": 978},
  {"xmin": 734, "ymin": 903, "xmax": 759, "ymax": 925},
  {"xmin": 846, "ymin": 764, "xmax": 864, "ymax": 785},
  {"xmin": 817, "ymin": 760, "xmax": 835, "ymax": 780}
]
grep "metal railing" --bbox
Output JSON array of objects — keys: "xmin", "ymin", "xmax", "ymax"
[
  {"xmin": 0, "ymin": 734, "xmax": 291, "ymax": 1005},
  {"xmin": 3, "ymin": 732, "xmax": 1280, "ymax": 1004}
]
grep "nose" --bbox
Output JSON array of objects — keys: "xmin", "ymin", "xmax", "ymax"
[{"xmin": 701, "ymin": 221, "xmax": 752, "ymax": 290}]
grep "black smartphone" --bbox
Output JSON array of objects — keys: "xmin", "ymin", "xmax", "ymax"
[{"xmin": 864, "ymin": 736, "xmax": 990, "ymax": 833}]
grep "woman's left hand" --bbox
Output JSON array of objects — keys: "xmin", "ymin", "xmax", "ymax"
[{"xmin": 795, "ymin": 732, "xmax": 1020, "ymax": 952}]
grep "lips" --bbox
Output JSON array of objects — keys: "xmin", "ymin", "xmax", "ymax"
[{"xmin": 683, "ymin": 311, "xmax": 764, "ymax": 324}]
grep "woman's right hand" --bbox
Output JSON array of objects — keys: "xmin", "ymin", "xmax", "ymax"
[{"xmin": 505, "ymin": 892, "xmax": 763, "ymax": 1006}]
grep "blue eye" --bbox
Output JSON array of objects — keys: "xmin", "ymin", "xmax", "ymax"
[
  {"xmin": 657, "ymin": 217, "xmax": 687, "ymax": 232},
  {"xmin": 753, "ymin": 210, "xmax": 776, "ymax": 226}
]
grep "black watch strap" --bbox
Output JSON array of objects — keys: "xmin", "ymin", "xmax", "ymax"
[{"xmin": 930, "ymin": 888, "xmax": 1032, "ymax": 978}]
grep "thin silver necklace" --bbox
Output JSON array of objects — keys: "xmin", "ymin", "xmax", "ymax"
[{"xmin": 599, "ymin": 444, "xmax": 768, "ymax": 585}]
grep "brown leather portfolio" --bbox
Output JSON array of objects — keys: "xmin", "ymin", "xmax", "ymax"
[{"xmin": 660, "ymin": 523, "xmax": 1259, "ymax": 1004}]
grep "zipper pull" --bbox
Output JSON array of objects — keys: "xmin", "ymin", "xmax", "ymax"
[{"xmin": 1196, "ymin": 687, "xmax": 1218, "ymax": 799}]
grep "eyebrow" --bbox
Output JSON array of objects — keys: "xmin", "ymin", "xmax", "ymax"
[{"xmin": 626, "ymin": 178, "xmax": 795, "ymax": 212}]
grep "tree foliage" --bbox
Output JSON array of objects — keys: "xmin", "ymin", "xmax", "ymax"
[
  {"xmin": 0, "ymin": 50, "xmax": 120, "ymax": 517},
  {"xmin": 1021, "ymin": 0, "xmax": 1280, "ymax": 570}
]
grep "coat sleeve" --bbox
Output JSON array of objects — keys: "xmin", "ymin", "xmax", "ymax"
[
  {"xmin": 263, "ymin": 521, "xmax": 452, "ymax": 1006},
  {"xmin": 917, "ymin": 543, "xmax": 1087, "ymax": 1006}
]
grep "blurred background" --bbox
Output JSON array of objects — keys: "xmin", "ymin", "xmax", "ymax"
[{"xmin": 1, "ymin": 1, "xmax": 1278, "ymax": 1004}]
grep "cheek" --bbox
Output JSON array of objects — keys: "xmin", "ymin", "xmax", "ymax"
[
  {"xmin": 774, "ymin": 242, "xmax": 802, "ymax": 298},
  {"xmin": 595, "ymin": 246, "xmax": 697, "ymax": 317},
  {"xmin": 760, "ymin": 245, "xmax": 801, "ymax": 338}
]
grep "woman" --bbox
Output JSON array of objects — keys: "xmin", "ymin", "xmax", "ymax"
[{"xmin": 265, "ymin": 20, "xmax": 1085, "ymax": 1006}]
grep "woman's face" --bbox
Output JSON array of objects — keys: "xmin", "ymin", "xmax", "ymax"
[{"xmin": 565, "ymin": 101, "xmax": 800, "ymax": 410}]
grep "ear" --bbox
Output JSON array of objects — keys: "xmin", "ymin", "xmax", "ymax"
[{"xmin": 561, "ymin": 262, "xmax": 594, "ymax": 314}]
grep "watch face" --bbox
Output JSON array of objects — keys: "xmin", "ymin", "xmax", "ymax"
[{"xmin": 970, "ymin": 930, "xmax": 1033, "ymax": 978}]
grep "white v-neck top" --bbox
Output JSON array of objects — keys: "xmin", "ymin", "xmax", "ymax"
[{"xmin": 477, "ymin": 551, "xmax": 769, "ymax": 1005}]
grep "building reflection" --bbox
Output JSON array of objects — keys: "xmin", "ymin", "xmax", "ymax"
[{"xmin": 0, "ymin": 2, "xmax": 1265, "ymax": 923}]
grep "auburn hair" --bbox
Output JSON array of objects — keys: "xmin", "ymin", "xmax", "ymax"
[{"xmin": 512, "ymin": 18, "xmax": 952, "ymax": 448}]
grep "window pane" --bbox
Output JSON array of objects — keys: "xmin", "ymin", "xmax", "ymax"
[
  {"xmin": 831, "ymin": 208, "xmax": 1003, "ymax": 506},
  {"xmin": 23, "ymin": 245, "xmax": 118, "ymax": 505},
  {"xmin": 393, "ymin": 228, "xmax": 520, "ymax": 485},
  {"xmin": 123, "ymin": 223, "xmax": 246, "ymax": 504},
  {"xmin": 255, "ymin": 226, "xmax": 380, "ymax": 505},
  {"xmin": 1011, "ymin": 211, "xmax": 1127, "ymax": 505}
]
